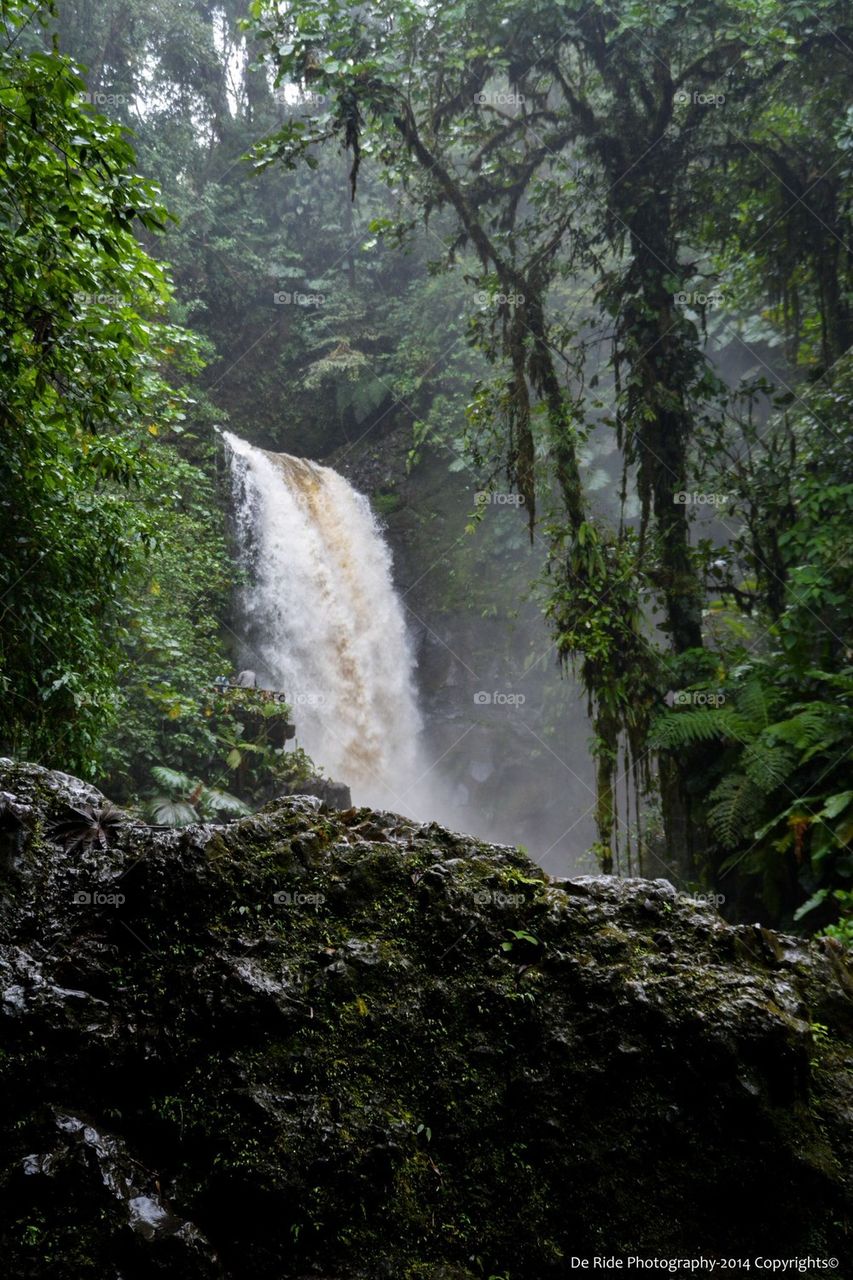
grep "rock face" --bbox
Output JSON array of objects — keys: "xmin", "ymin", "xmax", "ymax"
[
  {"xmin": 291, "ymin": 776, "xmax": 353, "ymax": 811},
  {"xmin": 0, "ymin": 761, "xmax": 851, "ymax": 1279}
]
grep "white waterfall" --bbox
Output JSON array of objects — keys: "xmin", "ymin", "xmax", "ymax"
[{"xmin": 224, "ymin": 431, "xmax": 429, "ymax": 814}]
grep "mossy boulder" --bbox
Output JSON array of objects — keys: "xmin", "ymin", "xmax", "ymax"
[{"xmin": 0, "ymin": 761, "xmax": 851, "ymax": 1278}]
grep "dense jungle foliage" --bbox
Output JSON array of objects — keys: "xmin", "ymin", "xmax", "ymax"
[{"xmin": 0, "ymin": 0, "xmax": 851, "ymax": 939}]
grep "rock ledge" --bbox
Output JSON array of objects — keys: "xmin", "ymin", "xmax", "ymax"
[{"xmin": 0, "ymin": 761, "xmax": 851, "ymax": 1277}]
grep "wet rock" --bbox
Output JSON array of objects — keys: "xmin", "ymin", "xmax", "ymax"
[
  {"xmin": 290, "ymin": 777, "xmax": 353, "ymax": 811},
  {"xmin": 0, "ymin": 761, "xmax": 851, "ymax": 1278},
  {"xmin": 17, "ymin": 1111, "xmax": 220, "ymax": 1274}
]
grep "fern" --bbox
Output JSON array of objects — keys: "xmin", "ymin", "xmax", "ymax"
[
  {"xmin": 708, "ymin": 773, "xmax": 761, "ymax": 849},
  {"xmin": 650, "ymin": 652, "xmax": 852, "ymax": 925},
  {"xmin": 803, "ymin": 667, "xmax": 853, "ymax": 693},
  {"xmin": 768, "ymin": 704, "xmax": 844, "ymax": 760},
  {"xmin": 742, "ymin": 740, "xmax": 795, "ymax": 790},
  {"xmin": 650, "ymin": 708, "xmax": 750, "ymax": 749},
  {"xmin": 735, "ymin": 676, "xmax": 776, "ymax": 729}
]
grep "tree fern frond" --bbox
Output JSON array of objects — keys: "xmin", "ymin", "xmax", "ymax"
[
  {"xmin": 708, "ymin": 773, "xmax": 762, "ymax": 849},
  {"xmin": 650, "ymin": 708, "xmax": 751, "ymax": 749},
  {"xmin": 768, "ymin": 704, "xmax": 842, "ymax": 758},
  {"xmin": 742, "ymin": 740, "xmax": 795, "ymax": 790},
  {"xmin": 735, "ymin": 677, "xmax": 777, "ymax": 728}
]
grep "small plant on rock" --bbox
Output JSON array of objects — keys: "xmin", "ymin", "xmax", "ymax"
[{"xmin": 48, "ymin": 802, "xmax": 127, "ymax": 853}]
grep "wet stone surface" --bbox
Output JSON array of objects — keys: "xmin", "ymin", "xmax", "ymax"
[{"xmin": 0, "ymin": 761, "xmax": 851, "ymax": 1278}]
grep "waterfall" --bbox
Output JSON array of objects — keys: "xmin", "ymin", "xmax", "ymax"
[{"xmin": 224, "ymin": 431, "xmax": 429, "ymax": 814}]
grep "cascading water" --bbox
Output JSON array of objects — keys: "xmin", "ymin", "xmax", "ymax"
[{"xmin": 224, "ymin": 431, "xmax": 432, "ymax": 814}]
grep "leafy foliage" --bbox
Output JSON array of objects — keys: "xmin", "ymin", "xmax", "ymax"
[
  {"xmin": 146, "ymin": 765, "xmax": 250, "ymax": 826},
  {"xmin": 1, "ymin": 0, "xmax": 850, "ymax": 936},
  {"xmin": 0, "ymin": 0, "xmax": 199, "ymax": 775},
  {"xmin": 98, "ymin": 431, "xmax": 237, "ymax": 793},
  {"xmin": 659, "ymin": 350, "xmax": 853, "ymax": 931},
  {"xmin": 247, "ymin": 0, "xmax": 853, "ymax": 881}
]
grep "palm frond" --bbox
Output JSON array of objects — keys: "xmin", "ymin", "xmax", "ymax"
[
  {"xmin": 150, "ymin": 766, "xmax": 196, "ymax": 796},
  {"xmin": 199, "ymin": 788, "xmax": 251, "ymax": 818},
  {"xmin": 145, "ymin": 797, "xmax": 199, "ymax": 827}
]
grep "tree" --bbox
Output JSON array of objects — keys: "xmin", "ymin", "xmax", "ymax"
[
  {"xmin": 247, "ymin": 0, "xmax": 851, "ymax": 871},
  {"xmin": 0, "ymin": 0, "xmax": 197, "ymax": 774}
]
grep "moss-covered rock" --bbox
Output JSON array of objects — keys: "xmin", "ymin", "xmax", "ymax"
[{"xmin": 0, "ymin": 761, "xmax": 851, "ymax": 1277}]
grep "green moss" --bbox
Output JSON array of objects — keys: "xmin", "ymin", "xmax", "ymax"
[{"xmin": 373, "ymin": 488, "xmax": 403, "ymax": 516}]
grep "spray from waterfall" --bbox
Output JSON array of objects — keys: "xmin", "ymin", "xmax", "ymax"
[{"xmin": 224, "ymin": 432, "xmax": 439, "ymax": 816}]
